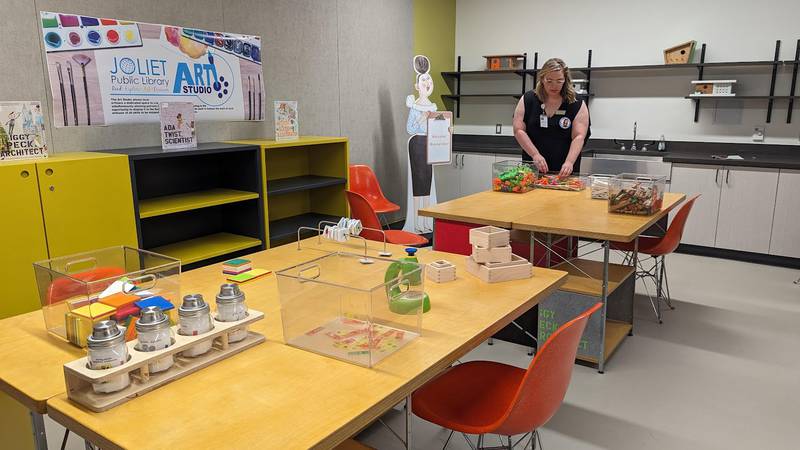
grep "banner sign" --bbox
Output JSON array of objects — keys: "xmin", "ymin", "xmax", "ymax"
[
  {"xmin": 0, "ymin": 102, "xmax": 48, "ymax": 161},
  {"xmin": 40, "ymin": 11, "xmax": 264, "ymax": 127}
]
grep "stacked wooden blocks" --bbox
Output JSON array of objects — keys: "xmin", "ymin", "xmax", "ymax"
[{"xmin": 465, "ymin": 226, "xmax": 532, "ymax": 283}]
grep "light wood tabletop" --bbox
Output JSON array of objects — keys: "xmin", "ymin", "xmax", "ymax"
[
  {"xmin": 512, "ymin": 191, "xmax": 686, "ymax": 242},
  {"xmin": 0, "ymin": 308, "xmax": 84, "ymax": 413},
  {"xmin": 46, "ymin": 238, "xmax": 567, "ymax": 450},
  {"xmin": 419, "ymin": 189, "xmax": 686, "ymax": 242}
]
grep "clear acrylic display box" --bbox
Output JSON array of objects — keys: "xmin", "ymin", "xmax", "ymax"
[
  {"xmin": 33, "ymin": 246, "xmax": 181, "ymax": 348},
  {"xmin": 276, "ymin": 252, "xmax": 424, "ymax": 367},
  {"xmin": 492, "ymin": 160, "xmax": 538, "ymax": 193},
  {"xmin": 608, "ymin": 174, "xmax": 666, "ymax": 215}
]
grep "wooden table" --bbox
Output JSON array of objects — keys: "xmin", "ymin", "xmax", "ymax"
[
  {"xmin": 0, "ymin": 306, "xmax": 86, "ymax": 449},
  {"xmin": 41, "ymin": 238, "xmax": 566, "ymax": 449},
  {"xmin": 420, "ymin": 189, "xmax": 686, "ymax": 372}
]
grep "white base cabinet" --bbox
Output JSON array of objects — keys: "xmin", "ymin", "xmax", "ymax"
[{"xmin": 769, "ymin": 169, "xmax": 800, "ymax": 258}]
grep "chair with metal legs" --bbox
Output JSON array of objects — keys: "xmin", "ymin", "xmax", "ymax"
[
  {"xmin": 611, "ymin": 195, "xmax": 699, "ymax": 323},
  {"xmin": 411, "ymin": 303, "xmax": 603, "ymax": 449}
]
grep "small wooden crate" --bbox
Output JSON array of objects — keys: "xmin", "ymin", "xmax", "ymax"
[
  {"xmin": 484, "ymin": 54, "xmax": 525, "ymax": 71},
  {"xmin": 63, "ymin": 309, "xmax": 266, "ymax": 412},
  {"xmin": 472, "ymin": 244, "xmax": 512, "ymax": 264},
  {"xmin": 692, "ymin": 82, "xmax": 713, "ymax": 94},
  {"xmin": 426, "ymin": 260, "xmax": 456, "ymax": 283},
  {"xmin": 664, "ymin": 41, "xmax": 696, "ymax": 64},
  {"xmin": 465, "ymin": 254, "xmax": 532, "ymax": 283},
  {"xmin": 469, "ymin": 226, "xmax": 510, "ymax": 249}
]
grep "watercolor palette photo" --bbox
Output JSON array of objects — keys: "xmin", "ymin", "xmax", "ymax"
[
  {"xmin": 41, "ymin": 12, "xmax": 143, "ymax": 53},
  {"xmin": 288, "ymin": 317, "xmax": 419, "ymax": 367},
  {"xmin": 181, "ymin": 28, "xmax": 262, "ymax": 64}
]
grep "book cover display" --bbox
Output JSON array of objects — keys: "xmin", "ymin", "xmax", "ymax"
[{"xmin": 0, "ymin": 101, "xmax": 48, "ymax": 160}]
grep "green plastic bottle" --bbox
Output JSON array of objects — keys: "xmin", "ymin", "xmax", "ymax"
[{"xmin": 385, "ymin": 248, "xmax": 431, "ymax": 314}]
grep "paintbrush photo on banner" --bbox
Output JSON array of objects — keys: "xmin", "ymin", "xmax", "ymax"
[
  {"xmin": 67, "ymin": 61, "xmax": 78, "ymax": 126},
  {"xmin": 72, "ymin": 54, "xmax": 92, "ymax": 126},
  {"xmin": 55, "ymin": 62, "xmax": 67, "ymax": 127}
]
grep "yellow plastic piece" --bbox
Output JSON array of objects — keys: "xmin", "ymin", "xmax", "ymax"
[
  {"xmin": 138, "ymin": 188, "xmax": 260, "ymax": 218},
  {"xmin": 36, "ymin": 153, "xmax": 138, "ymax": 258},
  {"xmin": 151, "ymin": 232, "xmax": 262, "ymax": 265},
  {"xmin": 71, "ymin": 302, "xmax": 116, "ymax": 319},
  {"xmin": 0, "ymin": 161, "xmax": 49, "ymax": 319}
]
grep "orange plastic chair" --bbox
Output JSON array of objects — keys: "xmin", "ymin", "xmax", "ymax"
[
  {"xmin": 412, "ymin": 302, "xmax": 603, "ymax": 449},
  {"xmin": 611, "ymin": 194, "xmax": 700, "ymax": 322},
  {"xmin": 346, "ymin": 190, "xmax": 428, "ymax": 247},
  {"xmin": 349, "ymin": 165, "xmax": 400, "ymax": 217}
]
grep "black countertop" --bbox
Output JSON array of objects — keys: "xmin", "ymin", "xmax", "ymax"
[{"xmin": 452, "ymin": 134, "xmax": 800, "ymax": 170}]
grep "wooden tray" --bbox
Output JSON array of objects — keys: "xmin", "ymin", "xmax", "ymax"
[
  {"xmin": 468, "ymin": 226, "xmax": 510, "ymax": 248},
  {"xmin": 472, "ymin": 244, "xmax": 512, "ymax": 264},
  {"xmin": 465, "ymin": 254, "xmax": 532, "ymax": 283},
  {"xmin": 64, "ymin": 309, "xmax": 265, "ymax": 412}
]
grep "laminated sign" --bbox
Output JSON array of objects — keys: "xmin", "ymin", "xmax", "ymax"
[
  {"xmin": 426, "ymin": 111, "xmax": 452, "ymax": 165},
  {"xmin": 39, "ymin": 11, "xmax": 264, "ymax": 126}
]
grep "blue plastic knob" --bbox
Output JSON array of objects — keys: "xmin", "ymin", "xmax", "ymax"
[{"xmin": 405, "ymin": 247, "xmax": 418, "ymax": 256}]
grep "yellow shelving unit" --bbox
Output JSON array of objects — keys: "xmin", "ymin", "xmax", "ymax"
[
  {"xmin": 138, "ymin": 189, "xmax": 260, "ymax": 218},
  {"xmin": 229, "ymin": 137, "xmax": 349, "ymax": 246},
  {"xmin": 150, "ymin": 232, "xmax": 263, "ymax": 265}
]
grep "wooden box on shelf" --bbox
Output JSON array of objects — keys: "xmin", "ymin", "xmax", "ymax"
[
  {"xmin": 468, "ymin": 226, "xmax": 510, "ymax": 249},
  {"xmin": 663, "ymin": 40, "xmax": 696, "ymax": 64},
  {"xmin": 426, "ymin": 260, "xmax": 456, "ymax": 283},
  {"xmin": 465, "ymin": 254, "xmax": 532, "ymax": 283},
  {"xmin": 63, "ymin": 310, "xmax": 265, "ymax": 412},
  {"xmin": 483, "ymin": 54, "xmax": 525, "ymax": 71}
]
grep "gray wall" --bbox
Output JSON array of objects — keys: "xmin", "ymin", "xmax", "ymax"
[{"xmin": 2, "ymin": 0, "xmax": 412, "ymax": 219}]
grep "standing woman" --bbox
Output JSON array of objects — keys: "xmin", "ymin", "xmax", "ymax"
[{"xmin": 513, "ymin": 58, "xmax": 590, "ymax": 177}]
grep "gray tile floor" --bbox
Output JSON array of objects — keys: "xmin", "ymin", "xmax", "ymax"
[{"xmin": 46, "ymin": 251, "xmax": 800, "ymax": 449}]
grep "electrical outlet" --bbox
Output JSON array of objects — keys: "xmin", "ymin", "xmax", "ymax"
[
  {"xmin": 753, "ymin": 127, "xmax": 765, "ymax": 142},
  {"xmin": 495, "ymin": 124, "xmax": 502, "ymax": 134}
]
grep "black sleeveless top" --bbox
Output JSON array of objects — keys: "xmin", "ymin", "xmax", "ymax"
[{"xmin": 522, "ymin": 91, "xmax": 589, "ymax": 173}]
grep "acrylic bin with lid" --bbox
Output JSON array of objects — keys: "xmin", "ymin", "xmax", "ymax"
[
  {"xmin": 276, "ymin": 251, "xmax": 424, "ymax": 368},
  {"xmin": 608, "ymin": 173, "xmax": 666, "ymax": 215},
  {"xmin": 33, "ymin": 246, "xmax": 181, "ymax": 348}
]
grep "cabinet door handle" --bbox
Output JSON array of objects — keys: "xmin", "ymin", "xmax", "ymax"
[
  {"xmin": 45, "ymin": 168, "xmax": 53, "ymax": 176},
  {"xmin": 460, "ymin": 154, "xmax": 465, "ymax": 168},
  {"xmin": 20, "ymin": 170, "xmax": 29, "ymax": 178},
  {"xmin": 715, "ymin": 168, "xmax": 720, "ymax": 184},
  {"xmin": 726, "ymin": 169, "xmax": 730, "ymax": 185}
]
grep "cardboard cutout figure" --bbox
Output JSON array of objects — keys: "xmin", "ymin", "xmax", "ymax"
[{"xmin": 403, "ymin": 55, "xmax": 439, "ymax": 233}]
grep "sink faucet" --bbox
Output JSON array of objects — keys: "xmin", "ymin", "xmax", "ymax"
[{"xmin": 631, "ymin": 122, "xmax": 637, "ymax": 152}]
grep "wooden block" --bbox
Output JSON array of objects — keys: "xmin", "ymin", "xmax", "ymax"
[
  {"xmin": 465, "ymin": 254, "xmax": 532, "ymax": 283},
  {"xmin": 63, "ymin": 309, "xmax": 266, "ymax": 412},
  {"xmin": 468, "ymin": 226, "xmax": 510, "ymax": 249},
  {"xmin": 472, "ymin": 244, "xmax": 512, "ymax": 264},
  {"xmin": 426, "ymin": 260, "xmax": 456, "ymax": 283}
]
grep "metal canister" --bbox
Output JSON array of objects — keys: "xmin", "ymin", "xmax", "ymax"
[
  {"xmin": 178, "ymin": 294, "xmax": 214, "ymax": 357},
  {"xmin": 215, "ymin": 283, "xmax": 248, "ymax": 343},
  {"xmin": 87, "ymin": 320, "xmax": 131, "ymax": 394},
  {"xmin": 135, "ymin": 306, "xmax": 174, "ymax": 373}
]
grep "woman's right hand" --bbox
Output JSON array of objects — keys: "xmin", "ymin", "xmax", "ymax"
[{"xmin": 531, "ymin": 153, "xmax": 548, "ymax": 174}]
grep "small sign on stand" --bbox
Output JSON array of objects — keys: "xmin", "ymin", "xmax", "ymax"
[
  {"xmin": 159, "ymin": 102, "xmax": 196, "ymax": 150},
  {"xmin": 0, "ymin": 101, "xmax": 48, "ymax": 161},
  {"xmin": 274, "ymin": 101, "xmax": 298, "ymax": 141},
  {"xmin": 426, "ymin": 111, "xmax": 452, "ymax": 165}
]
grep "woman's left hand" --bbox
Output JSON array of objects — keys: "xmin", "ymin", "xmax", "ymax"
[{"xmin": 559, "ymin": 161, "xmax": 574, "ymax": 177}]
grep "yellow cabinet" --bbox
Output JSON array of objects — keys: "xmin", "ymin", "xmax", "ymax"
[
  {"xmin": 37, "ymin": 153, "xmax": 138, "ymax": 257},
  {"xmin": 0, "ymin": 161, "xmax": 48, "ymax": 319}
]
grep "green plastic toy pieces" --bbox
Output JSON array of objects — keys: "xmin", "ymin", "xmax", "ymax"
[{"xmin": 385, "ymin": 248, "xmax": 431, "ymax": 315}]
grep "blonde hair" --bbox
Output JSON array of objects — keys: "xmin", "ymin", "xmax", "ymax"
[{"xmin": 535, "ymin": 58, "xmax": 576, "ymax": 104}]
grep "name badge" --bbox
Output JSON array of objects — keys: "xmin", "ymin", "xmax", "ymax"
[
  {"xmin": 539, "ymin": 114, "xmax": 548, "ymax": 128},
  {"xmin": 555, "ymin": 110, "xmax": 566, "ymax": 115}
]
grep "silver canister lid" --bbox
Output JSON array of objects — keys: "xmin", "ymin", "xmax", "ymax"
[
  {"xmin": 179, "ymin": 294, "xmax": 210, "ymax": 318},
  {"xmin": 87, "ymin": 320, "xmax": 125, "ymax": 348},
  {"xmin": 216, "ymin": 283, "xmax": 244, "ymax": 305},
  {"xmin": 135, "ymin": 306, "xmax": 170, "ymax": 333}
]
